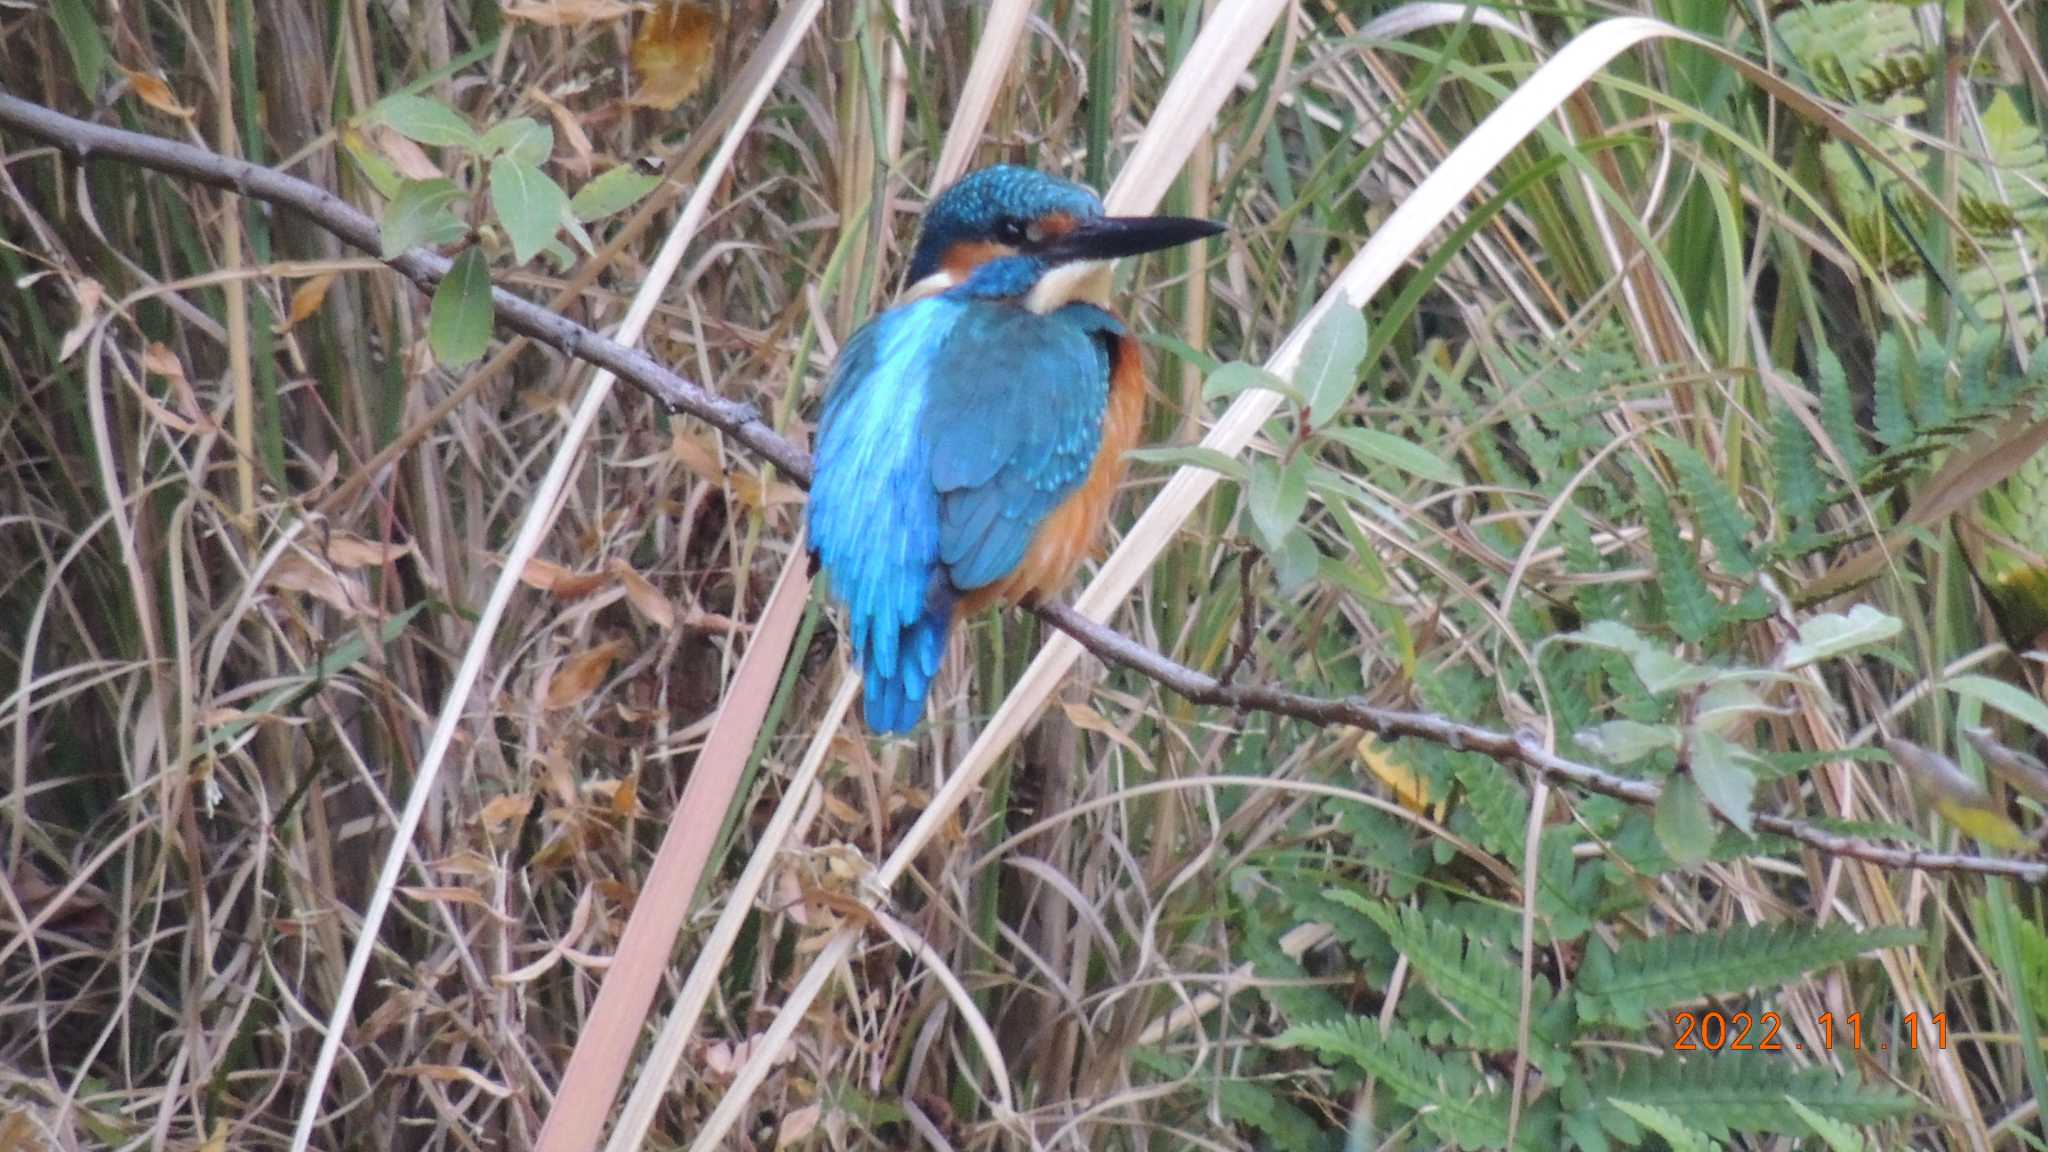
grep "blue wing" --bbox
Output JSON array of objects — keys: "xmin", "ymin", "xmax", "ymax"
[{"xmin": 808, "ymin": 295, "xmax": 1120, "ymax": 732}]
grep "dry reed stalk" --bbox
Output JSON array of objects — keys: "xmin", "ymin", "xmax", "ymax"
[{"xmin": 287, "ymin": 4, "xmax": 828, "ymax": 1147}]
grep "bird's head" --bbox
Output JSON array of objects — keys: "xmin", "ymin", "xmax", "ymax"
[{"xmin": 903, "ymin": 166, "xmax": 1222, "ymax": 312}]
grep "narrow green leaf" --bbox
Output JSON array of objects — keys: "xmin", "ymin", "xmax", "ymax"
[
  {"xmin": 1248, "ymin": 454, "xmax": 1310, "ymax": 551},
  {"xmin": 1655, "ymin": 774, "xmax": 1716, "ymax": 868},
  {"xmin": 489, "ymin": 158, "xmax": 570, "ymax": 266},
  {"xmin": 50, "ymin": 0, "xmax": 109, "ymax": 95},
  {"xmin": 1326, "ymin": 426, "xmax": 1463, "ymax": 486},
  {"xmin": 375, "ymin": 93, "xmax": 481, "ymax": 150},
  {"xmin": 480, "ymin": 117, "xmax": 552, "ymax": 165},
  {"xmin": 1206, "ymin": 361, "xmax": 1302, "ymax": 406},
  {"xmin": 379, "ymin": 178, "xmax": 469, "ymax": 258},
  {"xmin": 1125, "ymin": 444, "xmax": 1247, "ymax": 482},
  {"xmin": 1947, "ymin": 674, "xmax": 2048, "ymax": 741},
  {"xmin": 1689, "ymin": 730, "xmax": 1757, "ymax": 833},
  {"xmin": 571, "ymin": 165, "xmax": 664, "ymax": 222},
  {"xmin": 1298, "ymin": 305, "xmax": 1369, "ymax": 428},
  {"xmin": 429, "ymin": 248, "xmax": 493, "ymax": 367}
]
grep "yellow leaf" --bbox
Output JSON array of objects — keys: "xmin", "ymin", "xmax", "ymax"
[
  {"xmin": 119, "ymin": 66, "xmax": 195, "ymax": 117},
  {"xmin": 609, "ymin": 558, "xmax": 675, "ymax": 630},
  {"xmin": 611, "ymin": 770, "xmax": 639, "ymax": 817},
  {"xmin": 1932, "ymin": 795, "xmax": 2033, "ymax": 851},
  {"xmin": 1356, "ymin": 733, "xmax": 1441, "ymax": 819},
  {"xmin": 504, "ymin": 0, "xmax": 638, "ymax": 24},
  {"xmin": 544, "ymin": 640, "xmax": 626, "ymax": 709},
  {"xmin": 281, "ymin": 272, "xmax": 337, "ymax": 333},
  {"xmin": 630, "ymin": 2, "xmax": 716, "ymax": 110}
]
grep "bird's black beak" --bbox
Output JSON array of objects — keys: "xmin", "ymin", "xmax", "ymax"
[{"xmin": 1046, "ymin": 215, "xmax": 1225, "ymax": 263}]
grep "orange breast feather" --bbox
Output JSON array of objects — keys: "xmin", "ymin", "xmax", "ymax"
[{"xmin": 963, "ymin": 332, "xmax": 1145, "ymax": 611}]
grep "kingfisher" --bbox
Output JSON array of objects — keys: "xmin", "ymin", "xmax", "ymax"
[{"xmin": 807, "ymin": 166, "xmax": 1223, "ymax": 733}]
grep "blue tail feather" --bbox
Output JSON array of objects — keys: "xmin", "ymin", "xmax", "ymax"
[{"xmin": 859, "ymin": 588, "xmax": 953, "ymax": 734}]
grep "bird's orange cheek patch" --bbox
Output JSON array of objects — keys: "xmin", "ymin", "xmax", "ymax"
[{"xmin": 941, "ymin": 240, "xmax": 1011, "ymax": 279}]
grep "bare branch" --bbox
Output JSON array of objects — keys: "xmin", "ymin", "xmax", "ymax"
[{"xmin": 5, "ymin": 90, "xmax": 2039, "ymax": 883}]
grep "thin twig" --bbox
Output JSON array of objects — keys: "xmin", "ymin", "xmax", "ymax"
[{"xmin": 5, "ymin": 90, "xmax": 2041, "ymax": 884}]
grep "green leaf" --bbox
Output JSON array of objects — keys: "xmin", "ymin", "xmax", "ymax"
[
  {"xmin": 1605, "ymin": 1100, "xmax": 1718, "ymax": 1152},
  {"xmin": 1772, "ymin": 405, "xmax": 1825, "ymax": 522},
  {"xmin": 1816, "ymin": 341, "xmax": 1867, "ymax": 478},
  {"xmin": 50, "ymin": 0, "xmax": 108, "ymax": 95},
  {"xmin": 1947, "ymin": 674, "xmax": 2048, "ymax": 741},
  {"xmin": 1326, "ymin": 426, "xmax": 1463, "ymax": 486},
  {"xmin": 1656, "ymin": 435, "xmax": 1757, "ymax": 575},
  {"xmin": 1781, "ymin": 604, "xmax": 1903, "ymax": 668},
  {"xmin": 1247, "ymin": 453, "xmax": 1310, "ymax": 551},
  {"xmin": 1298, "ymin": 305, "xmax": 1369, "ymax": 428},
  {"xmin": 429, "ymin": 247, "xmax": 494, "ymax": 367},
  {"xmin": 374, "ymin": 93, "xmax": 481, "ymax": 150},
  {"xmin": 1637, "ymin": 459, "xmax": 1721, "ymax": 644},
  {"xmin": 570, "ymin": 165, "xmax": 664, "ymax": 222},
  {"xmin": 379, "ymin": 178, "xmax": 469, "ymax": 259},
  {"xmin": 1654, "ymin": 774, "xmax": 1717, "ymax": 868},
  {"xmin": 489, "ymin": 158, "xmax": 570, "ymax": 266},
  {"xmin": 1272, "ymin": 527, "xmax": 1320, "ymax": 594},
  {"xmin": 1785, "ymin": 1097, "xmax": 1872, "ymax": 1152},
  {"xmin": 1124, "ymin": 444, "xmax": 1248, "ymax": 482},
  {"xmin": 1577, "ymin": 922, "xmax": 1922, "ymax": 1029},
  {"xmin": 1560, "ymin": 620, "xmax": 1717, "ymax": 695},
  {"xmin": 1585, "ymin": 1057, "xmax": 1915, "ymax": 1141},
  {"xmin": 1873, "ymin": 331, "xmax": 1912, "ymax": 448},
  {"xmin": 1689, "ymin": 730, "xmax": 1757, "ymax": 833},
  {"xmin": 1576, "ymin": 720, "xmax": 1681, "ymax": 765},
  {"xmin": 480, "ymin": 117, "xmax": 552, "ymax": 165},
  {"xmin": 1206, "ymin": 361, "xmax": 1301, "ymax": 406}
]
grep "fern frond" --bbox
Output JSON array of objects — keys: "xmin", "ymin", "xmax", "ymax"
[
  {"xmin": 1576, "ymin": 922, "xmax": 1922, "ymax": 1027},
  {"xmin": 1578, "ymin": 1056, "xmax": 1915, "ymax": 1138},
  {"xmin": 1275, "ymin": 1016, "xmax": 1517, "ymax": 1149}
]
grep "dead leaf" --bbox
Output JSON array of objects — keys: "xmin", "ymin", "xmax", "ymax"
[
  {"xmin": 520, "ymin": 556, "xmax": 611, "ymax": 598},
  {"xmin": 505, "ymin": 0, "xmax": 639, "ymax": 24},
  {"xmin": 281, "ymin": 272, "xmax": 337, "ymax": 333},
  {"xmin": 141, "ymin": 342, "xmax": 184, "ymax": 380},
  {"xmin": 119, "ymin": 66, "xmax": 195, "ymax": 117},
  {"xmin": 267, "ymin": 552, "xmax": 370, "ymax": 616},
  {"xmin": 630, "ymin": 2, "xmax": 716, "ymax": 110},
  {"xmin": 777, "ymin": 1104, "xmax": 821, "ymax": 1149},
  {"xmin": 391, "ymin": 1064, "xmax": 513, "ymax": 1099},
  {"xmin": 529, "ymin": 86, "xmax": 595, "ymax": 178},
  {"xmin": 728, "ymin": 472, "xmax": 804, "ymax": 509},
  {"xmin": 322, "ymin": 531, "xmax": 416, "ymax": 568},
  {"xmin": 670, "ymin": 427, "xmax": 724, "ymax": 482},
  {"xmin": 480, "ymin": 791, "xmax": 536, "ymax": 832},
  {"xmin": 544, "ymin": 639, "xmax": 626, "ymax": 709},
  {"xmin": 398, "ymin": 885, "xmax": 512, "ymax": 920},
  {"xmin": 610, "ymin": 558, "xmax": 675, "ymax": 630},
  {"xmin": 58, "ymin": 279, "xmax": 103, "ymax": 363},
  {"xmin": 372, "ymin": 124, "xmax": 445, "ymax": 181},
  {"xmin": 611, "ymin": 770, "xmax": 639, "ymax": 817}
]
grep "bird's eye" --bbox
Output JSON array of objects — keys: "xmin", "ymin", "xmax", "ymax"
[{"xmin": 995, "ymin": 217, "xmax": 1031, "ymax": 245}]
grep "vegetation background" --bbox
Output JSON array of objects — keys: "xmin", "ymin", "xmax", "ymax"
[{"xmin": 5, "ymin": 0, "xmax": 2048, "ymax": 1149}]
